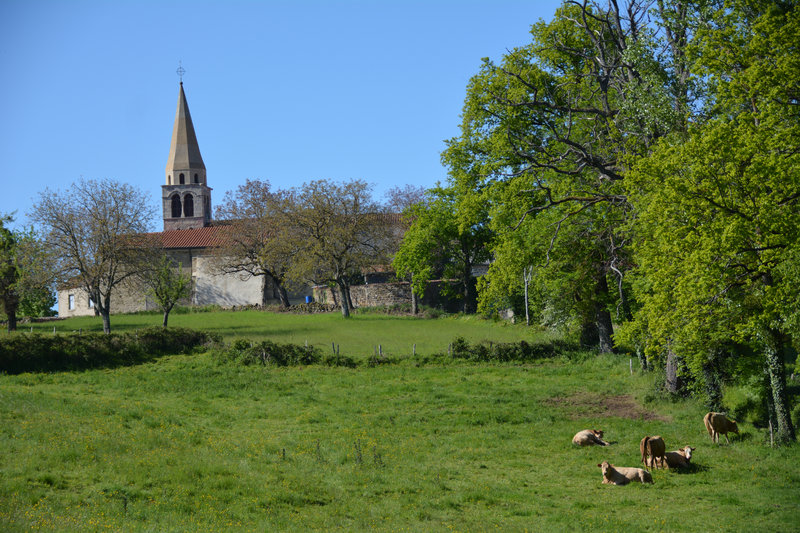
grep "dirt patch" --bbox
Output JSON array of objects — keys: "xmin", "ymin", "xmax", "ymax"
[{"xmin": 544, "ymin": 392, "xmax": 670, "ymax": 422}]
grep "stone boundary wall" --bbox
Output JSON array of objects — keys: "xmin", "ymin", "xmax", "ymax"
[
  {"xmin": 313, "ymin": 281, "xmax": 465, "ymax": 311},
  {"xmin": 314, "ymin": 282, "xmax": 411, "ymax": 308}
]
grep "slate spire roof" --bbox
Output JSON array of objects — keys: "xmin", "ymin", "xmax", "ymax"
[{"xmin": 166, "ymin": 82, "xmax": 205, "ymax": 176}]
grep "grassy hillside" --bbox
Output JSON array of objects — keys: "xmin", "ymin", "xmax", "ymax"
[{"xmin": 1, "ymin": 312, "xmax": 798, "ymax": 531}]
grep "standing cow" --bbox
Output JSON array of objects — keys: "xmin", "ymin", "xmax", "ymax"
[
  {"xmin": 640, "ymin": 436, "xmax": 667, "ymax": 469},
  {"xmin": 704, "ymin": 412, "xmax": 739, "ymax": 444}
]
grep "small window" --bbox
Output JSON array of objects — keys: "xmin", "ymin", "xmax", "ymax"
[
  {"xmin": 168, "ymin": 175, "xmax": 172, "ymax": 185},
  {"xmin": 179, "ymin": 173, "xmax": 185, "ymax": 184},
  {"xmin": 68, "ymin": 294, "xmax": 75, "ymax": 310},
  {"xmin": 193, "ymin": 173, "xmax": 199, "ymax": 183},
  {"xmin": 171, "ymin": 194, "xmax": 182, "ymax": 218},
  {"xmin": 184, "ymin": 194, "xmax": 194, "ymax": 217}
]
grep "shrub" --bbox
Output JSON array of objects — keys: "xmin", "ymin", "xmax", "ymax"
[
  {"xmin": 436, "ymin": 336, "xmax": 578, "ymax": 363},
  {"xmin": 217, "ymin": 339, "xmax": 322, "ymax": 366},
  {"xmin": 0, "ymin": 327, "xmax": 219, "ymax": 374}
]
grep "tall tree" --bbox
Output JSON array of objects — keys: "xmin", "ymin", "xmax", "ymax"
[
  {"xmin": 288, "ymin": 179, "xmax": 392, "ymax": 318},
  {"xmin": 31, "ymin": 178, "xmax": 155, "ymax": 334},
  {"xmin": 393, "ymin": 186, "xmax": 492, "ymax": 314},
  {"xmin": 625, "ymin": 1, "xmax": 799, "ymax": 443},
  {"xmin": 214, "ymin": 179, "xmax": 296, "ymax": 307},
  {"xmin": 441, "ymin": 1, "xmax": 689, "ymax": 350}
]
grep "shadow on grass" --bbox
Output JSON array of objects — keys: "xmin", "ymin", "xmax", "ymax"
[{"xmin": 669, "ymin": 462, "xmax": 709, "ymax": 475}]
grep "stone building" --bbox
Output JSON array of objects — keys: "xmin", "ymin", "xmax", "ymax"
[{"xmin": 58, "ymin": 83, "xmax": 296, "ymax": 317}]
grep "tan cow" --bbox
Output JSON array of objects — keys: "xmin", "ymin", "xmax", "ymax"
[
  {"xmin": 597, "ymin": 461, "xmax": 654, "ymax": 485},
  {"xmin": 572, "ymin": 429, "xmax": 610, "ymax": 446},
  {"xmin": 664, "ymin": 445, "xmax": 695, "ymax": 468},
  {"xmin": 704, "ymin": 412, "xmax": 739, "ymax": 444},
  {"xmin": 639, "ymin": 435, "xmax": 666, "ymax": 469}
]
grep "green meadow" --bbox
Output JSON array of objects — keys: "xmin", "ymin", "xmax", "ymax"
[{"xmin": 1, "ymin": 311, "xmax": 799, "ymax": 532}]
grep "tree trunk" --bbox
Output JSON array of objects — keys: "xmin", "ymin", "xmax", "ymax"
[
  {"xmin": 523, "ymin": 266, "xmax": 532, "ymax": 327},
  {"xmin": 345, "ymin": 283, "xmax": 354, "ymax": 312},
  {"xmin": 594, "ymin": 275, "xmax": 614, "ymax": 353},
  {"xmin": 101, "ymin": 309, "xmax": 111, "ymax": 334},
  {"xmin": 410, "ymin": 285, "xmax": 418, "ymax": 315},
  {"xmin": 462, "ymin": 263, "xmax": 477, "ymax": 314},
  {"xmin": 261, "ymin": 276, "xmax": 270, "ymax": 307},
  {"xmin": 665, "ymin": 345, "xmax": 682, "ymax": 395},
  {"xmin": 764, "ymin": 330, "xmax": 796, "ymax": 444},
  {"xmin": 163, "ymin": 310, "xmax": 170, "ymax": 328},
  {"xmin": 4, "ymin": 296, "xmax": 18, "ymax": 332},
  {"xmin": 277, "ymin": 284, "xmax": 290, "ymax": 308},
  {"xmin": 337, "ymin": 281, "xmax": 350, "ymax": 318}
]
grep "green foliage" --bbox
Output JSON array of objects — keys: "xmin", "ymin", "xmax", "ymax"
[
  {"xmin": 214, "ymin": 338, "xmax": 322, "ymax": 366},
  {"xmin": 393, "ymin": 186, "xmax": 491, "ymax": 313},
  {"xmin": 442, "ymin": 335, "xmax": 579, "ymax": 363},
  {"xmin": 138, "ymin": 254, "xmax": 192, "ymax": 327},
  {"xmin": 624, "ymin": 1, "xmax": 800, "ymax": 442},
  {"xmin": 0, "ymin": 327, "xmax": 218, "ymax": 374}
]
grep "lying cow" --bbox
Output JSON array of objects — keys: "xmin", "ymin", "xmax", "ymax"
[
  {"xmin": 597, "ymin": 461, "xmax": 653, "ymax": 485},
  {"xmin": 640, "ymin": 435, "xmax": 666, "ymax": 469},
  {"xmin": 704, "ymin": 412, "xmax": 739, "ymax": 444},
  {"xmin": 664, "ymin": 445, "xmax": 695, "ymax": 468},
  {"xmin": 572, "ymin": 429, "xmax": 610, "ymax": 446}
]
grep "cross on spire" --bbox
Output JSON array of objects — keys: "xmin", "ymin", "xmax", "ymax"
[{"xmin": 176, "ymin": 61, "xmax": 185, "ymax": 84}]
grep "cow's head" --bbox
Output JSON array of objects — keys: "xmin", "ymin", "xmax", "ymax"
[
  {"xmin": 729, "ymin": 420, "xmax": 740, "ymax": 434},
  {"xmin": 597, "ymin": 461, "xmax": 611, "ymax": 477},
  {"xmin": 682, "ymin": 446, "xmax": 695, "ymax": 461},
  {"xmin": 592, "ymin": 429, "xmax": 605, "ymax": 439}
]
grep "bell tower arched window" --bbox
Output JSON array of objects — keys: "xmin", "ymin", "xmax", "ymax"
[
  {"xmin": 194, "ymin": 173, "xmax": 199, "ymax": 183},
  {"xmin": 170, "ymin": 194, "xmax": 182, "ymax": 218},
  {"xmin": 184, "ymin": 194, "xmax": 194, "ymax": 217}
]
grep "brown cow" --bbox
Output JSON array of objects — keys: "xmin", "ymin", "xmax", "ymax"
[
  {"xmin": 572, "ymin": 429, "xmax": 610, "ymax": 446},
  {"xmin": 704, "ymin": 412, "xmax": 739, "ymax": 444},
  {"xmin": 664, "ymin": 445, "xmax": 695, "ymax": 468},
  {"xmin": 598, "ymin": 461, "xmax": 653, "ymax": 485},
  {"xmin": 640, "ymin": 435, "xmax": 666, "ymax": 469}
]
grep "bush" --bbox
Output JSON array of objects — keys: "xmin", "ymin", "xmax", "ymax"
[
  {"xmin": 217, "ymin": 339, "xmax": 322, "ymax": 366},
  {"xmin": 435, "ymin": 336, "xmax": 578, "ymax": 363},
  {"xmin": 0, "ymin": 327, "xmax": 219, "ymax": 374}
]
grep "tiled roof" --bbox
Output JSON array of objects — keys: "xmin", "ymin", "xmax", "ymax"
[{"xmin": 145, "ymin": 225, "xmax": 229, "ymax": 249}]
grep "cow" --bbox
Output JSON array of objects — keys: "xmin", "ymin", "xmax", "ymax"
[
  {"xmin": 597, "ymin": 461, "xmax": 653, "ymax": 485},
  {"xmin": 704, "ymin": 412, "xmax": 739, "ymax": 444},
  {"xmin": 572, "ymin": 429, "xmax": 610, "ymax": 446},
  {"xmin": 640, "ymin": 435, "xmax": 667, "ymax": 469},
  {"xmin": 664, "ymin": 445, "xmax": 695, "ymax": 468}
]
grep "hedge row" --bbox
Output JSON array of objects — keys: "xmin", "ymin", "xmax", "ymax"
[
  {"xmin": 0, "ymin": 327, "xmax": 219, "ymax": 374},
  {"xmin": 214, "ymin": 336, "xmax": 579, "ymax": 369},
  {"xmin": 444, "ymin": 336, "xmax": 580, "ymax": 362},
  {"xmin": 213, "ymin": 339, "xmax": 359, "ymax": 368}
]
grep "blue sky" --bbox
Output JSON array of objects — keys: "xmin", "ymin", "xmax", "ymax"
[{"xmin": 0, "ymin": 0, "xmax": 562, "ymax": 230}]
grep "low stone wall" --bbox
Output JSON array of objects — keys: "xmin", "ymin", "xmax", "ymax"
[
  {"xmin": 314, "ymin": 282, "xmax": 412, "ymax": 308},
  {"xmin": 313, "ymin": 280, "xmax": 466, "ymax": 311}
]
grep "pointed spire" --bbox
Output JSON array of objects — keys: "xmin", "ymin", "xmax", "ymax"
[{"xmin": 166, "ymin": 83, "xmax": 205, "ymax": 179}]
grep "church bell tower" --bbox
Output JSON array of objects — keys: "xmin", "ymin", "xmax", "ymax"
[{"xmin": 162, "ymin": 82, "xmax": 212, "ymax": 231}]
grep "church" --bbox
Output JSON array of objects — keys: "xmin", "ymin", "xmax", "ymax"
[{"xmin": 57, "ymin": 83, "xmax": 302, "ymax": 317}]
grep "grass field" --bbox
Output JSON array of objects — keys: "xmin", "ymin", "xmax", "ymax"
[
  {"xmin": 14, "ymin": 310, "xmax": 558, "ymax": 359},
  {"xmin": 1, "ymin": 311, "xmax": 799, "ymax": 532}
]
